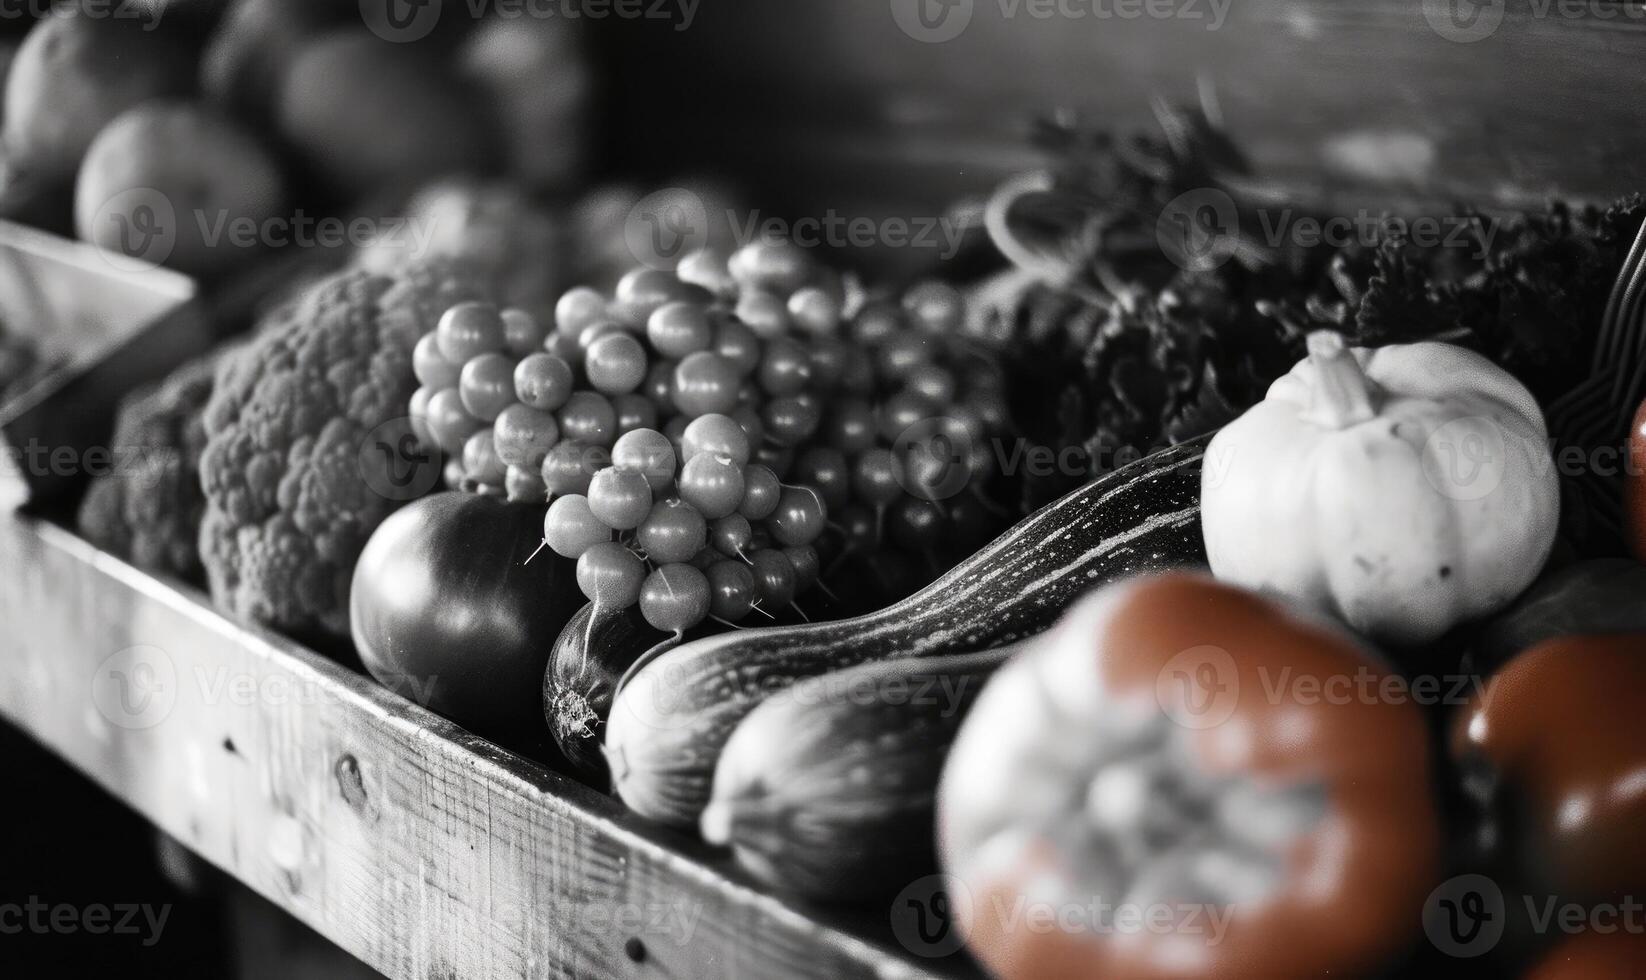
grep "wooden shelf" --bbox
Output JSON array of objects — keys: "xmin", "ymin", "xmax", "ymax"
[{"xmin": 0, "ymin": 511, "xmax": 961, "ymax": 979}]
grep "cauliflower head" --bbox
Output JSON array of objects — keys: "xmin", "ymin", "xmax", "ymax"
[{"xmin": 198, "ymin": 258, "xmax": 490, "ymax": 639}]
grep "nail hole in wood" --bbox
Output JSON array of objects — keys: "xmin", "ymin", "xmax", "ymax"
[{"xmin": 624, "ymin": 938, "xmax": 646, "ymax": 963}]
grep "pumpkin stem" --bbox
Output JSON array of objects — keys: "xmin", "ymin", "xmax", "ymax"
[{"xmin": 1303, "ymin": 331, "xmax": 1377, "ymax": 429}]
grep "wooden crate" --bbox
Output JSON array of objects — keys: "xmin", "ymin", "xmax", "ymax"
[{"xmin": 0, "ymin": 512, "xmax": 961, "ymax": 979}]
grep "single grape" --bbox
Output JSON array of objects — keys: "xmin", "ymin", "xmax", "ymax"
[
  {"xmin": 902, "ymin": 281, "xmax": 965, "ymax": 334},
  {"xmin": 637, "ymin": 498, "xmax": 708, "ymax": 564},
  {"xmin": 788, "ymin": 286, "xmax": 842, "ymax": 336},
  {"xmin": 444, "ymin": 458, "xmax": 465, "ymax": 492},
  {"xmin": 542, "ymin": 441, "xmax": 604, "ymax": 497},
  {"xmin": 968, "ymin": 388, "xmax": 1010, "ymax": 431},
  {"xmin": 645, "ymin": 359, "xmax": 677, "ymax": 407},
  {"xmin": 647, "ymin": 301, "xmax": 713, "ymax": 359},
  {"xmin": 414, "ymin": 332, "xmax": 459, "ymax": 389},
  {"xmin": 792, "ymin": 447, "xmax": 850, "ymax": 511},
  {"xmin": 588, "ymin": 467, "xmax": 653, "ymax": 530},
  {"xmin": 577, "ymin": 320, "xmax": 625, "ymax": 353},
  {"xmin": 677, "ymin": 248, "xmax": 735, "ymax": 297},
  {"xmin": 710, "ymin": 513, "xmax": 753, "ymax": 557},
  {"xmin": 876, "ymin": 333, "xmax": 937, "ymax": 382},
  {"xmin": 493, "ymin": 403, "xmax": 560, "ymax": 470},
  {"xmin": 706, "ymin": 560, "xmax": 757, "ymax": 622},
  {"xmin": 682, "ymin": 413, "xmax": 751, "ymax": 465},
  {"xmin": 904, "ymin": 364, "xmax": 957, "ymax": 405},
  {"xmin": 899, "ymin": 429, "xmax": 973, "ymax": 502},
  {"xmin": 462, "ymin": 429, "xmax": 507, "ymax": 486},
  {"xmin": 639, "ymin": 564, "xmax": 711, "ymax": 633},
  {"xmin": 753, "ymin": 443, "xmax": 794, "ymax": 480},
  {"xmin": 661, "ymin": 415, "xmax": 690, "ymax": 457},
  {"xmin": 737, "ymin": 382, "xmax": 761, "ymax": 407},
  {"xmin": 825, "ymin": 400, "xmax": 877, "ymax": 454},
  {"xmin": 545, "ymin": 495, "xmax": 610, "ymax": 559},
  {"xmin": 763, "ymin": 396, "xmax": 822, "ymax": 447},
  {"xmin": 836, "ymin": 503, "xmax": 878, "ymax": 554},
  {"xmin": 749, "ymin": 550, "xmax": 796, "ymax": 609},
  {"xmin": 735, "ymin": 290, "xmax": 790, "ymax": 338},
  {"xmin": 853, "ymin": 448, "xmax": 903, "ymax": 505},
  {"xmin": 769, "ymin": 485, "xmax": 826, "ymax": 547},
  {"xmin": 555, "ymin": 287, "xmax": 609, "ymax": 338},
  {"xmin": 426, "ymin": 388, "xmax": 483, "ymax": 455},
  {"xmin": 807, "ymin": 337, "xmax": 849, "ymax": 388},
  {"xmin": 728, "ymin": 241, "xmax": 813, "ymax": 294},
  {"xmin": 558, "ymin": 391, "xmax": 617, "ymax": 447},
  {"xmin": 612, "ymin": 428, "xmax": 677, "ymax": 493},
  {"xmin": 890, "ymin": 497, "xmax": 946, "ymax": 551},
  {"xmin": 713, "ymin": 319, "xmax": 762, "ymax": 377},
  {"xmin": 848, "ymin": 302, "xmax": 902, "ymax": 348},
  {"xmin": 782, "ymin": 545, "xmax": 820, "ymax": 593},
  {"xmin": 504, "ymin": 464, "xmax": 547, "ymax": 504},
  {"xmin": 673, "ymin": 351, "xmax": 741, "ymax": 417},
  {"xmin": 878, "ymin": 391, "xmax": 937, "ymax": 442},
  {"xmin": 502, "ymin": 308, "xmax": 548, "ymax": 355},
  {"xmin": 738, "ymin": 463, "xmax": 781, "ymax": 520},
  {"xmin": 614, "ymin": 269, "xmax": 707, "ymax": 326},
  {"xmin": 437, "ymin": 302, "xmax": 506, "ymax": 363},
  {"xmin": 544, "ymin": 330, "xmax": 582, "ymax": 365},
  {"xmin": 458, "ymin": 353, "xmax": 518, "ymax": 423},
  {"xmin": 612, "ymin": 393, "xmax": 658, "ymax": 435},
  {"xmin": 729, "ymin": 405, "xmax": 765, "ymax": 447},
  {"xmin": 586, "ymin": 332, "xmax": 648, "ymax": 395},
  {"xmin": 758, "ymin": 337, "xmax": 813, "ymax": 396},
  {"xmin": 577, "ymin": 542, "xmax": 646, "ymax": 608},
  {"xmin": 678, "ymin": 453, "xmax": 746, "ymax": 520},
  {"xmin": 514, "ymin": 353, "xmax": 575, "ymax": 412},
  {"xmin": 408, "ymin": 386, "xmax": 436, "ymax": 447}
]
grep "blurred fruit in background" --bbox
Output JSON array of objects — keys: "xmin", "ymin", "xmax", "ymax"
[
  {"xmin": 276, "ymin": 30, "xmax": 499, "ymax": 202},
  {"xmin": 199, "ymin": 0, "xmax": 348, "ymax": 123},
  {"xmin": 75, "ymin": 102, "xmax": 286, "ymax": 278},
  {"xmin": 0, "ymin": 7, "xmax": 196, "ymax": 214},
  {"xmin": 458, "ymin": 15, "xmax": 592, "ymax": 193}
]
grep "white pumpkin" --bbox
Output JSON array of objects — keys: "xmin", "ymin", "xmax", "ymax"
[{"xmin": 1201, "ymin": 331, "xmax": 1558, "ymax": 645}]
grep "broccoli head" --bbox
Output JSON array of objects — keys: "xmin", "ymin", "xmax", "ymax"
[
  {"xmin": 77, "ymin": 353, "xmax": 218, "ymax": 581},
  {"xmin": 198, "ymin": 258, "xmax": 491, "ymax": 639}
]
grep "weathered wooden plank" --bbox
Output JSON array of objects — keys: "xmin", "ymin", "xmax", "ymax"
[{"xmin": 0, "ymin": 512, "xmax": 963, "ymax": 980}]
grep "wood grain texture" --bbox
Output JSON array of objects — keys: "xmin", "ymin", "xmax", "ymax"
[
  {"xmin": 609, "ymin": 0, "xmax": 1646, "ymax": 220},
  {"xmin": 0, "ymin": 513, "xmax": 966, "ymax": 980}
]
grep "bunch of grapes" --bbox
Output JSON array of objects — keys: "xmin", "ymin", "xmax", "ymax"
[{"xmin": 407, "ymin": 239, "xmax": 1012, "ymax": 633}]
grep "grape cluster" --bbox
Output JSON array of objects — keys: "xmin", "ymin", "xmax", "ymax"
[{"xmin": 407, "ymin": 240, "xmax": 1011, "ymax": 633}]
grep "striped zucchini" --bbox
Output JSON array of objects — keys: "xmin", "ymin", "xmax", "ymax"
[{"xmin": 605, "ymin": 437, "xmax": 1209, "ymax": 826}]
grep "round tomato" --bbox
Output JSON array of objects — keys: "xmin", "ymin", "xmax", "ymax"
[{"xmin": 938, "ymin": 573, "xmax": 1440, "ymax": 980}]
